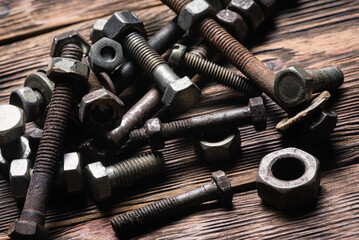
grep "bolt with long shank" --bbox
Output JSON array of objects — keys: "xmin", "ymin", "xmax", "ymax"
[{"xmin": 8, "ymin": 31, "xmax": 90, "ymax": 240}]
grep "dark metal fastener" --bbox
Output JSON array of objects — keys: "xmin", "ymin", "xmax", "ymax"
[{"xmin": 111, "ymin": 170, "xmax": 233, "ymax": 237}]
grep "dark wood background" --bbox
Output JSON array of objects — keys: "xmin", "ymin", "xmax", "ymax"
[{"xmin": 0, "ymin": 0, "xmax": 359, "ymax": 239}]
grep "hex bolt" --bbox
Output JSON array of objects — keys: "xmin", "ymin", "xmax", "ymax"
[
  {"xmin": 168, "ymin": 43, "xmax": 261, "ymax": 96},
  {"xmin": 161, "ymin": 0, "xmax": 343, "ymax": 110},
  {"xmin": 104, "ymin": 11, "xmax": 200, "ymax": 114},
  {"xmin": 8, "ymin": 31, "xmax": 89, "ymax": 240},
  {"xmin": 129, "ymin": 96, "xmax": 266, "ymax": 150},
  {"xmin": 0, "ymin": 105, "xmax": 31, "ymax": 176},
  {"xmin": 111, "ymin": 170, "xmax": 233, "ymax": 237},
  {"xmin": 85, "ymin": 152, "xmax": 165, "ymax": 202}
]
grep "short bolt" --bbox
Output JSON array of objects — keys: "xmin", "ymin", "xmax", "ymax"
[
  {"xmin": 104, "ymin": 11, "xmax": 200, "ymax": 114},
  {"xmin": 85, "ymin": 152, "xmax": 166, "ymax": 202},
  {"xmin": 129, "ymin": 96, "xmax": 266, "ymax": 150},
  {"xmin": 168, "ymin": 43, "xmax": 261, "ymax": 97},
  {"xmin": 111, "ymin": 170, "xmax": 232, "ymax": 237}
]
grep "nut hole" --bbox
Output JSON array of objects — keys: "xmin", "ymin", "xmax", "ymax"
[
  {"xmin": 271, "ymin": 157, "xmax": 305, "ymax": 181},
  {"xmin": 100, "ymin": 46, "xmax": 116, "ymax": 62}
]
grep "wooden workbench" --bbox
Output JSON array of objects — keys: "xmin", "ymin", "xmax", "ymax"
[{"xmin": 0, "ymin": 0, "xmax": 358, "ymax": 239}]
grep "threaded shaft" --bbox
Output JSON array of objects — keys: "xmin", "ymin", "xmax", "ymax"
[
  {"xmin": 61, "ymin": 43, "xmax": 83, "ymax": 60},
  {"xmin": 1, "ymin": 138, "xmax": 24, "ymax": 160},
  {"xmin": 309, "ymin": 66, "xmax": 344, "ymax": 92},
  {"xmin": 184, "ymin": 53, "xmax": 261, "ymax": 96},
  {"xmin": 188, "ymin": 44, "xmax": 210, "ymax": 59},
  {"xmin": 128, "ymin": 128, "xmax": 147, "ymax": 143},
  {"xmin": 162, "ymin": 119, "xmax": 192, "ymax": 139},
  {"xmin": 106, "ymin": 152, "xmax": 166, "ymax": 189},
  {"xmin": 161, "ymin": 0, "xmax": 187, "ymax": 15},
  {"xmin": 111, "ymin": 196, "xmax": 180, "ymax": 236}
]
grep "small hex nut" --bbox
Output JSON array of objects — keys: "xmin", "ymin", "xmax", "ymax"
[
  {"xmin": 90, "ymin": 19, "xmax": 107, "ymax": 44},
  {"xmin": 9, "ymin": 159, "xmax": 32, "ymax": 200},
  {"xmin": 0, "ymin": 105, "xmax": 25, "ymax": 145},
  {"xmin": 256, "ymin": 147, "xmax": 321, "ymax": 210},
  {"xmin": 249, "ymin": 96, "xmax": 266, "ymax": 131},
  {"xmin": 211, "ymin": 170, "xmax": 233, "ymax": 204},
  {"xmin": 79, "ymin": 88, "xmax": 124, "ymax": 132},
  {"xmin": 8, "ymin": 220, "xmax": 49, "ymax": 240},
  {"xmin": 104, "ymin": 11, "xmax": 145, "ymax": 41},
  {"xmin": 195, "ymin": 128, "xmax": 241, "ymax": 163},
  {"xmin": 89, "ymin": 37, "xmax": 123, "ymax": 73},
  {"xmin": 63, "ymin": 152, "xmax": 83, "ymax": 194},
  {"xmin": 50, "ymin": 30, "xmax": 90, "ymax": 57},
  {"xmin": 274, "ymin": 65, "xmax": 314, "ymax": 108},
  {"xmin": 216, "ymin": 9, "xmax": 249, "ymax": 42},
  {"xmin": 145, "ymin": 118, "xmax": 164, "ymax": 150},
  {"xmin": 85, "ymin": 161, "xmax": 112, "ymax": 202},
  {"xmin": 177, "ymin": 0, "xmax": 216, "ymax": 37},
  {"xmin": 227, "ymin": 0, "xmax": 265, "ymax": 30},
  {"xmin": 162, "ymin": 76, "xmax": 201, "ymax": 114},
  {"xmin": 168, "ymin": 44, "xmax": 187, "ymax": 69}
]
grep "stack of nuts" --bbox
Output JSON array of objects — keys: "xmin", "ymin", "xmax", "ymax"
[{"xmin": 3, "ymin": 0, "xmax": 344, "ymax": 239}]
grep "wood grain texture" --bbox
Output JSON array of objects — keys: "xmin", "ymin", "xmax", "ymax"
[{"xmin": 0, "ymin": 0, "xmax": 358, "ymax": 239}]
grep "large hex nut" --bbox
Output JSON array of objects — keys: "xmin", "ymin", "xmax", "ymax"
[
  {"xmin": 177, "ymin": 0, "xmax": 216, "ymax": 37},
  {"xmin": 50, "ymin": 30, "xmax": 90, "ymax": 58},
  {"xmin": 227, "ymin": 0, "xmax": 265, "ymax": 30},
  {"xmin": 144, "ymin": 118, "xmax": 165, "ymax": 150},
  {"xmin": 9, "ymin": 159, "xmax": 32, "ymax": 200},
  {"xmin": 274, "ymin": 65, "xmax": 314, "ymax": 108},
  {"xmin": 85, "ymin": 161, "xmax": 112, "ymax": 202},
  {"xmin": 216, "ymin": 9, "xmax": 249, "ymax": 42},
  {"xmin": 0, "ymin": 105, "xmax": 25, "ymax": 145},
  {"xmin": 249, "ymin": 96, "xmax": 266, "ymax": 131},
  {"xmin": 211, "ymin": 170, "xmax": 233, "ymax": 204},
  {"xmin": 90, "ymin": 18, "xmax": 107, "ymax": 44},
  {"xmin": 256, "ymin": 147, "xmax": 321, "ymax": 210},
  {"xmin": 8, "ymin": 219, "xmax": 48, "ymax": 240},
  {"xmin": 63, "ymin": 152, "xmax": 84, "ymax": 194},
  {"xmin": 89, "ymin": 37, "xmax": 123, "ymax": 73},
  {"xmin": 104, "ymin": 11, "xmax": 145, "ymax": 41},
  {"xmin": 162, "ymin": 76, "xmax": 201, "ymax": 114},
  {"xmin": 79, "ymin": 88, "xmax": 124, "ymax": 132},
  {"xmin": 195, "ymin": 128, "xmax": 241, "ymax": 163}
]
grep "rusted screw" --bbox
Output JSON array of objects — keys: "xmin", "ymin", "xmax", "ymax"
[
  {"xmin": 85, "ymin": 152, "xmax": 165, "ymax": 202},
  {"xmin": 111, "ymin": 170, "xmax": 232, "ymax": 237},
  {"xmin": 8, "ymin": 31, "xmax": 90, "ymax": 240},
  {"xmin": 129, "ymin": 96, "xmax": 266, "ymax": 150},
  {"xmin": 168, "ymin": 43, "xmax": 261, "ymax": 96},
  {"xmin": 104, "ymin": 11, "xmax": 200, "ymax": 114}
]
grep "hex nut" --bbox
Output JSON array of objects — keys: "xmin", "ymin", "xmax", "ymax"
[
  {"xmin": 249, "ymin": 96, "xmax": 266, "ymax": 131},
  {"xmin": 24, "ymin": 70, "xmax": 54, "ymax": 109},
  {"xmin": 9, "ymin": 159, "xmax": 32, "ymax": 200},
  {"xmin": 256, "ymin": 0, "xmax": 277, "ymax": 17},
  {"xmin": 256, "ymin": 147, "xmax": 321, "ymax": 210},
  {"xmin": 168, "ymin": 43, "xmax": 187, "ymax": 69},
  {"xmin": 144, "ymin": 118, "xmax": 165, "ymax": 150},
  {"xmin": 195, "ymin": 128, "xmax": 241, "ymax": 163},
  {"xmin": 50, "ymin": 30, "xmax": 90, "ymax": 58},
  {"xmin": 216, "ymin": 9, "xmax": 249, "ymax": 42},
  {"xmin": 90, "ymin": 18, "xmax": 107, "ymax": 44},
  {"xmin": 162, "ymin": 76, "xmax": 201, "ymax": 114},
  {"xmin": 85, "ymin": 161, "xmax": 112, "ymax": 202},
  {"xmin": 8, "ymin": 219, "xmax": 48, "ymax": 240},
  {"xmin": 227, "ymin": 0, "xmax": 265, "ymax": 30},
  {"xmin": 0, "ymin": 105, "xmax": 25, "ymax": 145},
  {"xmin": 10, "ymin": 87, "xmax": 42, "ymax": 123},
  {"xmin": 46, "ymin": 57, "xmax": 90, "ymax": 88},
  {"xmin": 89, "ymin": 37, "xmax": 123, "ymax": 73},
  {"xmin": 178, "ymin": 0, "xmax": 216, "ymax": 37},
  {"xmin": 79, "ymin": 88, "xmax": 124, "ymax": 132},
  {"xmin": 104, "ymin": 11, "xmax": 145, "ymax": 41},
  {"xmin": 63, "ymin": 152, "xmax": 83, "ymax": 194},
  {"xmin": 28, "ymin": 128, "xmax": 43, "ymax": 155},
  {"xmin": 211, "ymin": 170, "xmax": 233, "ymax": 204},
  {"xmin": 274, "ymin": 65, "xmax": 314, "ymax": 107}
]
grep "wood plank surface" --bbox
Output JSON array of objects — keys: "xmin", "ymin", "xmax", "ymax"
[{"xmin": 0, "ymin": 0, "xmax": 358, "ymax": 239}]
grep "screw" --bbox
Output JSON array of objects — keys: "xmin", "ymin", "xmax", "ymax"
[
  {"xmin": 129, "ymin": 96, "xmax": 266, "ymax": 150},
  {"xmin": 85, "ymin": 152, "xmax": 165, "ymax": 202},
  {"xmin": 111, "ymin": 170, "xmax": 232, "ymax": 237},
  {"xmin": 8, "ymin": 31, "xmax": 89, "ymax": 240},
  {"xmin": 169, "ymin": 43, "xmax": 261, "ymax": 96},
  {"xmin": 104, "ymin": 11, "xmax": 200, "ymax": 114}
]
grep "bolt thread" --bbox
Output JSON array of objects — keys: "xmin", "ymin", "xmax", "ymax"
[
  {"xmin": 161, "ymin": 0, "xmax": 187, "ymax": 15},
  {"xmin": 107, "ymin": 152, "xmax": 166, "ymax": 189},
  {"xmin": 111, "ymin": 196, "xmax": 180, "ymax": 236},
  {"xmin": 61, "ymin": 43, "xmax": 83, "ymax": 60},
  {"xmin": 1, "ymin": 138, "xmax": 24, "ymax": 160},
  {"xmin": 162, "ymin": 119, "xmax": 191, "ymax": 139},
  {"xmin": 184, "ymin": 53, "xmax": 261, "ymax": 96},
  {"xmin": 123, "ymin": 32, "xmax": 166, "ymax": 75},
  {"xmin": 309, "ymin": 66, "xmax": 344, "ymax": 92},
  {"xmin": 188, "ymin": 44, "xmax": 210, "ymax": 59},
  {"xmin": 128, "ymin": 128, "xmax": 147, "ymax": 143}
]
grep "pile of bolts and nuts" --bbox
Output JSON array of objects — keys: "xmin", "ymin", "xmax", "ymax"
[{"xmin": 1, "ymin": 0, "xmax": 344, "ymax": 239}]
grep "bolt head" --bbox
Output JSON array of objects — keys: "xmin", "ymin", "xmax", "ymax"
[
  {"xmin": 145, "ymin": 118, "xmax": 164, "ymax": 150},
  {"xmin": 162, "ymin": 76, "xmax": 201, "ymax": 114},
  {"xmin": 249, "ymin": 96, "xmax": 266, "ymax": 131},
  {"xmin": 168, "ymin": 44, "xmax": 187, "ymax": 68},
  {"xmin": 216, "ymin": 9, "xmax": 249, "ymax": 42},
  {"xmin": 256, "ymin": 0, "xmax": 277, "ymax": 17},
  {"xmin": 8, "ymin": 219, "xmax": 48, "ymax": 240},
  {"xmin": 63, "ymin": 152, "xmax": 83, "ymax": 194},
  {"xmin": 227, "ymin": 0, "xmax": 265, "ymax": 30},
  {"xmin": 0, "ymin": 105, "xmax": 25, "ymax": 145},
  {"xmin": 10, "ymin": 87, "xmax": 41, "ymax": 123},
  {"xmin": 9, "ymin": 158, "xmax": 32, "ymax": 200},
  {"xmin": 90, "ymin": 19, "xmax": 107, "ymax": 44},
  {"xmin": 24, "ymin": 70, "xmax": 55, "ymax": 108},
  {"xmin": 79, "ymin": 88, "xmax": 124, "ymax": 133},
  {"xmin": 211, "ymin": 170, "xmax": 233, "ymax": 205},
  {"xmin": 85, "ymin": 161, "xmax": 112, "ymax": 202},
  {"xmin": 274, "ymin": 65, "xmax": 314, "ymax": 108},
  {"xmin": 104, "ymin": 11, "xmax": 145, "ymax": 41},
  {"xmin": 50, "ymin": 30, "xmax": 90, "ymax": 58},
  {"xmin": 89, "ymin": 37, "xmax": 123, "ymax": 73}
]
